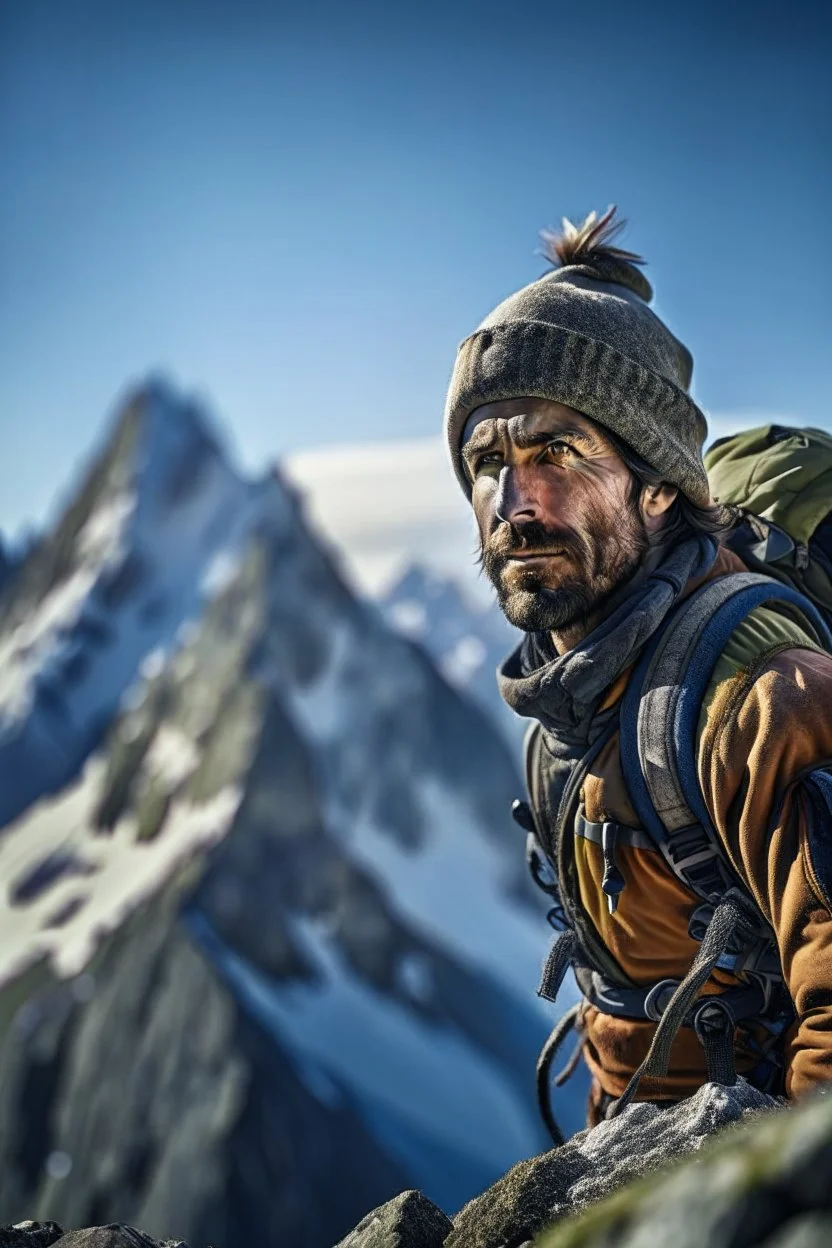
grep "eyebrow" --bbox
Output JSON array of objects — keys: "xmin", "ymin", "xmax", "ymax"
[
  {"xmin": 512, "ymin": 426, "xmax": 594, "ymax": 451},
  {"xmin": 461, "ymin": 428, "xmax": 496, "ymax": 461},
  {"xmin": 462, "ymin": 424, "xmax": 594, "ymax": 461}
]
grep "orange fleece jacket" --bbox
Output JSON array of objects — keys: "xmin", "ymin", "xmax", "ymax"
[{"xmin": 560, "ymin": 547, "xmax": 832, "ymax": 1111}]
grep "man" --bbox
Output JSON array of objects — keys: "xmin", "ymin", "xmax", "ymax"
[{"xmin": 443, "ymin": 208, "xmax": 832, "ymax": 1127}]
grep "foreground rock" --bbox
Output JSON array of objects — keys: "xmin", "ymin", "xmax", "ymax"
[
  {"xmin": 13, "ymin": 1079, "xmax": 832, "ymax": 1248},
  {"xmin": 0, "ymin": 1224, "xmax": 65, "ymax": 1248},
  {"xmin": 447, "ymin": 1079, "xmax": 779, "ymax": 1247},
  {"xmin": 0, "ymin": 1225, "xmax": 185, "ymax": 1248},
  {"xmin": 539, "ymin": 1084, "xmax": 832, "ymax": 1247},
  {"xmin": 335, "ymin": 1080, "xmax": 781, "ymax": 1248},
  {"xmin": 334, "ymin": 1191, "xmax": 452, "ymax": 1247}
]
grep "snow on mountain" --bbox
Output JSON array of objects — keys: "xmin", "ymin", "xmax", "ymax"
[
  {"xmin": 0, "ymin": 381, "xmax": 289, "ymax": 828},
  {"xmin": 0, "ymin": 382, "xmax": 583, "ymax": 1238},
  {"xmin": 195, "ymin": 914, "xmax": 543, "ymax": 1194},
  {"xmin": 380, "ymin": 563, "xmax": 526, "ymax": 754}
]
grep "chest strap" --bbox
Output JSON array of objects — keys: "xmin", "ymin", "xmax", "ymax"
[{"xmin": 574, "ymin": 965, "xmax": 766, "ymax": 1026}]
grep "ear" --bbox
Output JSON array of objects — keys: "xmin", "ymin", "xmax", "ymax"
[{"xmin": 640, "ymin": 483, "xmax": 678, "ymax": 535}]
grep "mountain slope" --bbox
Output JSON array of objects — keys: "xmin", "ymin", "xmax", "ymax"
[
  {"xmin": 0, "ymin": 382, "xmax": 280, "ymax": 828},
  {"xmin": 0, "ymin": 881, "xmax": 409, "ymax": 1248}
]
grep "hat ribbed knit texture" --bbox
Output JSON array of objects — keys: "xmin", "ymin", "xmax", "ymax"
[{"xmin": 444, "ymin": 235, "xmax": 711, "ymax": 505}]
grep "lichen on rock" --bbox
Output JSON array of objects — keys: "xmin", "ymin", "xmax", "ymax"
[
  {"xmin": 447, "ymin": 1079, "xmax": 780, "ymax": 1248},
  {"xmin": 538, "ymin": 1084, "xmax": 832, "ymax": 1248}
]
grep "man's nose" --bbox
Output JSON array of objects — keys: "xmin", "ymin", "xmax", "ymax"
[{"xmin": 495, "ymin": 465, "xmax": 540, "ymax": 526}]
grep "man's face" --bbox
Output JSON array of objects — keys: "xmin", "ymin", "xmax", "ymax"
[{"xmin": 462, "ymin": 398, "xmax": 650, "ymax": 635}]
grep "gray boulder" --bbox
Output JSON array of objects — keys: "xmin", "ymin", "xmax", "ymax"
[
  {"xmin": 0, "ymin": 1225, "xmax": 190, "ymax": 1248},
  {"xmin": 333, "ymin": 1192, "xmax": 451, "ymax": 1247},
  {"xmin": 0, "ymin": 1224, "xmax": 64, "ymax": 1248},
  {"xmin": 447, "ymin": 1080, "xmax": 780, "ymax": 1248},
  {"xmin": 51, "ymin": 1230, "xmax": 168, "ymax": 1248},
  {"xmin": 538, "ymin": 1085, "xmax": 832, "ymax": 1247}
]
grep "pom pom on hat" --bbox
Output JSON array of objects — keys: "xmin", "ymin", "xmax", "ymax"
[{"xmin": 539, "ymin": 205, "xmax": 653, "ymax": 304}]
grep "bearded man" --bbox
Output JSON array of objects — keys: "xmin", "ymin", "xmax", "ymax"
[{"xmin": 443, "ymin": 208, "xmax": 832, "ymax": 1132}]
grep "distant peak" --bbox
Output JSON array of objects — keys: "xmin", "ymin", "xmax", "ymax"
[
  {"xmin": 384, "ymin": 561, "xmax": 476, "ymax": 611},
  {"xmin": 103, "ymin": 376, "xmax": 234, "ymax": 478},
  {"xmin": 387, "ymin": 561, "xmax": 450, "ymax": 596}
]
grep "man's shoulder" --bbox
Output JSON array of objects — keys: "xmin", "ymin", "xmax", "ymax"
[{"xmin": 697, "ymin": 601, "xmax": 832, "ymax": 750}]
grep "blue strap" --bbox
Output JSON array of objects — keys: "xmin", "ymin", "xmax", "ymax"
[
  {"xmin": 673, "ymin": 582, "xmax": 832, "ymax": 846},
  {"xmin": 621, "ymin": 579, "xmax": 832, "ymax": 853}
]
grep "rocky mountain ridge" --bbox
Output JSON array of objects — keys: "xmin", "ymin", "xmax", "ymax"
[{"xmin": 0, "ymin": 384, "xmax": 276, "ymax": 828}]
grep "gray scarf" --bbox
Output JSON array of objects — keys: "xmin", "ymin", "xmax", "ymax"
[{"xmin": 498, "ymin": 535, "xmax": 718, "ymax": 751}]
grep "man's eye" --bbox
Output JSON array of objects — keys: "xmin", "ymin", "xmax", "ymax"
[
  {"xmin": 543, "ymin": 440, "xmax": 577, "ymax": 463},
  {"xmin": 473, "ymin": 453, "xmax": 503, "ymax": 474}
]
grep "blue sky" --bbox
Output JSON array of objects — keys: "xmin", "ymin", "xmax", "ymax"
[{"xmin": 1, "ymin": 0, "xmax": 830, "ymax": 543}]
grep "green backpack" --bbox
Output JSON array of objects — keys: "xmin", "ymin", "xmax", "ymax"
[
  {"xmin": 526, "ymin": 422, "xmax": 832, "ymax": 1141},
  {"xmin": 706, "ymin": 423, "xmax": 832, "ymax": 625}
]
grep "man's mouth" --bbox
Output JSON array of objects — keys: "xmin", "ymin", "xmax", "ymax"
[{"xmin": 506, "ymin": 550, "xmax": 567, "ymax": 562}]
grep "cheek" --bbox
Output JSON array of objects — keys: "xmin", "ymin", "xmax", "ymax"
[
  {"xmin": 535, "ymin": 470, "xmax": 589, "ymax": 525},
  {"xmin": 539, "ymin": 465, "xmax": 630, "ymax": 526},
  {"xmin": 471, "ymin": 479, "xmax": 498, "ymax": 538}
]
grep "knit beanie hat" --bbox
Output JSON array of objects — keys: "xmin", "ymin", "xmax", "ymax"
[{"xmin": 444, "ymin": 208, "xmax": 711, "ymax": 505}]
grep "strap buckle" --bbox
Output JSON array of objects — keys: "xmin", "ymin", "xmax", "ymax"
[
  {"xmin": 693, "ymin": 996, "xmax": 737, "ymax": 1036},
  {"xmin": 643, "ymin": 978, "xmax": 681, "ymax": 1022}
]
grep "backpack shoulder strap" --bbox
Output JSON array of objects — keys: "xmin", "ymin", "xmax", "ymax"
[
  {"xmin": 620, "ymin": 571, "xmax": 832, "ymax": 904},
  {"xmin": 523, "ymin": 719, "xmax": 544, "ymax": 813}
]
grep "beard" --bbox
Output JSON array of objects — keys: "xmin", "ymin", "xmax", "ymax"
[{"xmin": 480, "ymin": 498, "xmax": 650, "ymax": 634}]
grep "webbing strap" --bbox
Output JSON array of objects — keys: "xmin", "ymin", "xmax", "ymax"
[
  {"xmin": 696, "ymin": 1000, "xmax": 737, "ymax": 1085},
  {"xmin": 574, "ymin": 965, "xmax": 765, "ymax": 1025},
  {"xmin": 538, "ymin": 930, "xmax": 577, "ymax": 1004},
  {"xmin": 536, "ymin": 1002, "xmax": 582, "ymax": 1146},
  {"xmin": 574, "ymin": 811, "xmax": 656, "ymax": 852},
  {"xmin": 605, "ymin": 893, "xmax": 748, "ymax": 1118}
]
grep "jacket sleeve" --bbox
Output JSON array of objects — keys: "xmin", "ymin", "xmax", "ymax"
[{"xmin": 699, "ymin": 645, "xmax": 832, "ymax": 1098}]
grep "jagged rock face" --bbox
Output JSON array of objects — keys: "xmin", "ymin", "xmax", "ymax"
[
  {"xmin": 0, "ymin": 384, "xmax": 577, "ymax": 1241},
  {"xmin": 0, "ymin": 383, "xmax": 280, "ymax": 828},
  {"xmin": 337, "ymin": 1081, "xmax": 800, "ymax": 1248},
  {"xmin": 0, "ymin": 883, "xmax": 407, "ymax": 1248},
  {"xmin": 539, "ymin": 1088, "xmax": 832, "ymax": 1248}
]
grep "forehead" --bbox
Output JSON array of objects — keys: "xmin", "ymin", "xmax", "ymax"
[{"xmin": 461, "ymin": 398, "xmax": 599, "ymax": 451}]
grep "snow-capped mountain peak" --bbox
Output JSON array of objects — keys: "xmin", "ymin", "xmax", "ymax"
[{"xmin": 0, "ymin": 381, "xmax": 294, "ymax": 827}]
